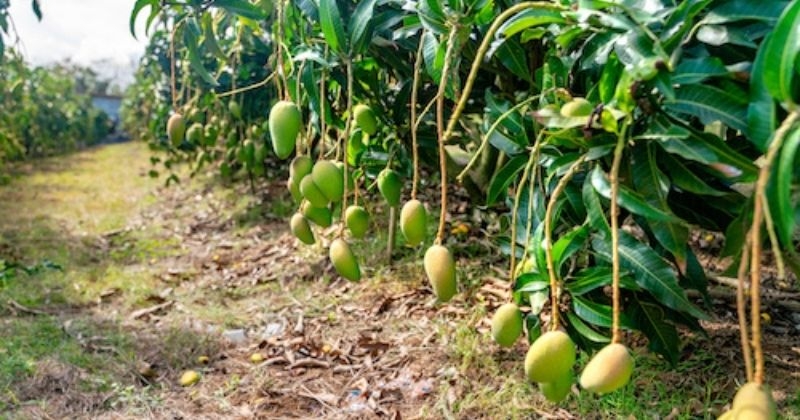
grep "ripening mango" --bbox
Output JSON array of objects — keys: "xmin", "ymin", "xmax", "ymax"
[
  {"xmin": 290, "ymin": 155, "xmax": 313, "ymax": 180},
  {"xmin": 269, "ymin": 100, "xmax": 302, "ymax": 159},
  {"xmin": 378, "ymin": 169, "xmax": 402, "ymax": 207},
  {"xmin": 167, "ymin": 113, "xmax": 186, "ymax": 146},
  {"xmin": 345, "ymin": 205, "xmax": 369, "ymax": 239},
  {"xmin": 302, "ymin": 202, "xmax": 332, "ymax": 228},
  {"xmin": 424, "ymin": 245, "xmax": 456, "ymax": 302},
  {"xmin": 290, "ymin": 213, "xmax": 315, "ymax": 245},
  {"xmin": 491, "ymin": 303, "xmax": 523, "ymax": 347},
  {"xmin": 559, "ymin": 97, "xmax": 594, "ymax": 118},
  {"xmin": 329, "ymin": 238, "xmax": 360, "ymax": 282},
  {"xmin": 287, "ymin": 177, "xmax": 302, "ymax": 203},
  {"xmin": 300, "ymin": 175, "xmax": 329, "ymax": 208},
  {"xmin": 524, "ymin": 330, "xmax": 576, "ymax": 383},
  {"xmin": 400, "ymin": 199, "xmax": 427, "ymax": 246},
  {"xmin": 540, "ymin": 371, "xmax": 573, "ymax": 403},
  {"xmin": 579, "ymin": 343, "xmax": 634, "ymax": 394},
  {"xmin": 311, "ymin": 160, "xmax": 344, "ymax": 202},
  {"xmin": 730, "ymin": 382, "xmax": 777, "ymax": 420},
  {"xmin": 353, "ymin": 104, "xmax": 378, "ymax": 135}
]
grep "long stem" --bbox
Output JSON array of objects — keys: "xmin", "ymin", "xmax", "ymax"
[
  {"xmin": 216, "ymin": 72, "xmax": 276, "ymax": 98},
  {"xmin": 441, "ymin": 2, "xmax": 564, "ymax": 146},
  {"xmin": 736, "ymin": 236, "xmax": 754, "ymax": 382},
  {"xmin": 544, "ymin": 156, "xmax": 586, "ymax": 330},
  {"xmin": 510, "ymin": 150, "xmax": 538, "ymax": 285},
  {"xmin": 610, "ymin": 119, "xmax": 630, "ymax": 344},
  {"xmin": 276, "ymin": 0, "xmax": 289, "ymax": 99},
  {"xmin": 435, "ymin": 27, "xmax": 460, "ymax": 244},
  {"xmin": 169, "ymin": 23, "xmax": 178, "ymax": 110},
  {"xmin": 410, "ymin": 31, "xmax": 425, "ymax": 199},
  {"xmin": 749, "ymin": 111, "xmax": 799, "ymax": 384},
  {"xmin": 339, "ymin": 58, "xmax": 355, "ymax": 234},
  {"xmin": 319, "ymin": 53, "xmax": 328, "ymax": 158}
]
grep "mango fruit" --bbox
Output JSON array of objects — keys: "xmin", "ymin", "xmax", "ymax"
[
  {"xmin": 167, "ymin": 113, "xmax": 186, "ymax": 146},
  {"xmin": 424, "ymin": 245, "xmax": 456, "ymax": 302},
  {"xmin": 229, "ymin": 100, "xmax": 242, "ymax": 119},
  {"xmin": 540, "ymin": 371, "xmax": 573, "ymax": 403},
  {"xmin": 353, "ymin": 104, "xmax": 378, "ymax": 135},
  {"xmin": 300, "ymin": 175, "xmax": 329, "ymax": 208},
  {"xmin": 179, "ymin": 370, "xmax": 201, "ymax": 386},
  {"xmin": 290, "ymin": 213, "xmax": 315, "ymax": 245},
  {"xmin": 287, "ymin": 177, "xmax": 302, "ymax": 202},
  {"xmin": 730, "ymin": 382, "xmax": 777, "ymax": 420},
  {"xmin": 524, "ymin": 330, "xmax": 576, "ymax": 383},
  {"xmin": 559, "ymin": 98, "xmax": 594, "ymax": 118},
  {"xmin": 491, "ymin": 303, "xmax": 523, "ymax": 347},
  {"xmin": 186, "ymin": 122, "xmax": 203, "ymax": 144},
  {"xmin": 378, "ymin": 169, "xmax": 402, "ymax": 207},
  {"xmin": 579, "ymin": 343, "xmax": 634, "ymax": 394},
  {"xmin": 312, "ymin": 160, "xmax": 344, "ymax": 202},
  {"xmin": 329, "ymin": 238, "xmax": 360, "ymax": 281},
  {"xmin": 400, "ymin": 199, "xmax": 427, "ymax": 246},
  {"xmin": 302, "ymin": 202, "xmax": 332, "ymax": 228},
  {"xmin": 290, "ymin": 155, "xmax": 313, "ymax": 180},
  {"xmin": 269, "ymin": 100, "xmax": 302, "ymax": 159},
  {"xmin": 345, "ymin": 205, "xmax": 369, "ymax": 239}
]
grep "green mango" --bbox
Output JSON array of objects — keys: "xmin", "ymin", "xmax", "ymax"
[
  {"xmin": 290, "ymin": 213, "xmax": 315, "ymax": 245},
  {"xmin": 312, "ymin": 160, "xmax": 344, "ymax": 203},
  {"xmin": 329, "ymin": 238, "xmax": 360, "ymax": 281},
  {"xmin": 345, "ymin": 205, "xmax": 369, "ymax": 238},
  {"xmin": 269, "ymin": 100, "xmax": 302, "ymax": 159},
  {"xmin": 353, "ymin": 104, "xmax": 378, "ymax": 135},
  {"xmin": 424, "ymin": 245, "xmax": 456, "ymax": 302},
  {"xmin": 167, "ymin": 113, "xmax": 186, "ymax": 146},
  {"xmin": 400, "ymin": 199, "xmax": 427, "ymax": 246},
  {"xmin": 377, "ymin": 169, "xmax": 402, "ymax": 207}
]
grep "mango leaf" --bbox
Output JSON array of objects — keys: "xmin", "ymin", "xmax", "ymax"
[
  {"xmin": 318, "ymin": 0, "xmax": 348, "ymax": 55},
  {"xmin": 552, "ymin": 224, "xmax": 589, "ymax": 272},
  {"xmin": 486, "ymin": 154, "xmax": 528, "ymax": 205},
  {"xmin": 495, "ymin": 39, "xmax": 531, "ymax": 83},
  {"xmin": 590, "ymin": 166, "xmax": 681, "ymax": 222},
  {"xmin": 212, "ymin": 0, "xmax": 266, "ymax": 20},
  {"xmin": 627, "ymin": 297, "xmax": 680, "ymax": 366},
  {"xmin": 696, "ymin": 24, "xmax": 756, "ymax": 48},
  {"xmin": 748, "ymin": 32, "xmax": 777, "ymax": 151},
  {"xmin": 201, "ymin": 12, "xmax": 226, "ymax": 60},
  {"xmin": 592, "ymin": 231, "xmax": 708, "ymax": 320},
  {"xmin": 573, "ymin": 295, "xmax": 633, "ymax": 329},
  {"xmin": 350, "ymin": 0, "xmax": 377, "ymax": 55},
  {"xmin": 761, "ymin": 0, "xmax": 800, "ymax": 104},
  {"xmin": 582, "ymin": 173, "xmax": 610, "ymax": 235},
  {"xmin": 31, "ymin": 0, "xmax": 41, "ymax": 20},
  {"xmin": 671, "ymin": 58, "xmax": 728, "ymax": 85},
  {"xmin": 498, "ymin": 7, "xmax": 565, "ymax": 39},
  {"xmin": 564, "ymin": 266, "xmax": 640, "ymax": 296},
  {"xmin": 565, "ymin": 311, "xmax": 610, "ymax": 344},
  {"xmin": 703, "ymin": 0, "xmax": 788, "ymax": 24},
  {"xmin": 664, "ymin": 84, "xmax": 749, "ymax": 133},
  {"xmin": 769, "ymin": 126, "xmax": 800, "ymax": 245},
  {"xmin": 631, "ymin": 144, "xmax": 688, "ymax": 264},
  {"xmin": 184, "ymin": 21, "xmax": 219, "ymax": 87},
  {"xmin": 130, "ymin": 0, "xmax": 158, "ymax": 38}
]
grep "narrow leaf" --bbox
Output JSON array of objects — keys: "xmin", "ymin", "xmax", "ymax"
[
  {"xmin": 590, "ymin": 166, "xmax": 681, "ymax": 222},
  {"xmin": 486, "ymin": 155, "xmax": 528, "ymax": 205},
  {"xmin": 212, "ymin": 0, "xmax": 266, "ymax": 20},
  {"xmin": 664, "ymin": 84, "xmax": 749, "ymax": 133},
  {"xmin": 318, "ymin": 0, "xmax": 347, "ymax": 54},
  {"xmin": 627, "ymin": 297, "xmax": 680, "ymax": 366},
  {"xmin": 760, "ymin": 0, "xmax": 800, "ymax": 103},
  {"xmin": 350, "ymin": 0, "xmax": 377, "ymax": 55}
]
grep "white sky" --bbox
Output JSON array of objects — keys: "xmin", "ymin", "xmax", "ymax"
[{"xmin": 8, "ymin": 0, "xmax": 150, "ymax": 87}]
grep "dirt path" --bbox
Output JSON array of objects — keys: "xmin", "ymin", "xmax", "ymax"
[{"xmin": 0, "ymin": 142, "xmax": 798, "ymax": 419}]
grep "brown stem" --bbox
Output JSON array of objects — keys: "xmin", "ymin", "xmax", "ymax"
[
  {"xmin": 435, "ymin": 27, "xmax": 459, "ymax": 244},
  {"xmin": 276, "ymin": 0, "xmax": 289, "ymax": 99},
  {"xmin": 544, "ymin": 156, "xmax": 586, "ymax": 330},
  {"xmin": 736, "ymin": 236, "xmax": 754, "ymax": 382},
  {"xmin": 749, "ymin": 111, "xmax": 799, "ymax": 384},
  {"xmin": 410, "ymin": 31, "xmax": 425, "ymax": 200},
  {"xmin": 510, "ymin": 151, "xmax": 538, "ymax": 285},
  {"xmin": 319, "ymin": 51, "xmax": 328, "ymax": 158},
  {"xmin": 339, "ymin": 58, "xmax": 355, "ymax": 235},
  {"xmin": 169, "ymin": 23, "xmax": 178, "ymax": 110},
  {"xmin": 610, "ymin": 119, "xmax": 630, "ymax": 344}
]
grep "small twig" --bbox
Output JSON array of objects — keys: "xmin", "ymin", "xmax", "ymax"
[
  {"xmin": 128, "ymin": 301, "xmax": 174, "ymax": 320},
  {"xmin": 410, "ymin": 31, "xmax": 426, "ymax": 199},
  {"xmin": 288, "ymin": 358, "xmax": 331, "ymax": 369},
  {"xmin": 6, "ymin": 299, "xmax": 49, "ymax": 316}
]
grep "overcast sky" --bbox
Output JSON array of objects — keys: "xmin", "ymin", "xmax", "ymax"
[{"xmin": 8, "ymin": 0, "xmax": 150, "ymax": 87}]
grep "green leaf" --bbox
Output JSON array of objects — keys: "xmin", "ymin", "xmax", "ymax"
[
  {"xmin": 659, "ymin": 153, "xmax": 728, "ymax": 197},
  {"xmin": 202, "ymin": 12, "xmax": 226, "ymax": 61},
  {"xmin": 631, "ymin": 144, "xmax": 688, "ymax": 264},
  {"xmin": 318, "ymin": 0, "xmax": 348, "ymax": 54},
  {"xmin": 486, "ymin": 154, "xmax": 528, "ymax": 205},
  {"xmin": 627, "ymin": 297, "xmax": 680, "ymax": 366},
  {"xmin": 350, "ymin": 0, "xmax": 377, "ymax": 55},
  {"xmin": 130, "ymin": 0, "xmax": 156, "ymax": 38},
  {"xmin": 590, "ymin": 166, "xmax": 681, "ymax": 222},
  {"xmin": 704, "ymin": 0, "xmax": 788, "ymax": 24},
  {"xmin": 582, "ymin": 173, "xmax": 610, "ymax": 235},
  {"xmin": 573, "ymin": 295, "xmax": 633, "ymax": 329},
  {"xmin": 671, "ymin": 58, "xmax": 729, "ymax": 85},
  {"xmin": 31, "ymin": 0, "xmax": 42, "ymax": 21},
  {"xmin": 748, "ymin": 33, "xmax": 777, "ymax": 151},
  {"xmin": 498, "ymin": 7, "xmax": 565, "ymax": 39},
  {"xmin": 664, "ymin": 84, "xmax": 749, "ymax": 133},
  {"xmin": 770, "ymin": 125, "xmax": 800, "ymax": 245},
  {"xmin": 696, "ymin": 24, "xmax": 757, "ymax": 48},
  {"xmin": 184, "ymin": 22, "xmax": 219, "ymax": 87},
  {"xmin": 592, "ymin": 231, "xmax": 708, "ymax": 320},
  {"xmin": 761, "ymin": 0, "xmax": 800, "ymax": 104},
  {"xmin": 212, "ymin": 0, "xmax": 266, "ymax": 20},
  {"xmin": 564, "ymin": 266, "xmax": 639, "ymax": 296},
  {"xmin": 495, "ymin": 39, "xmax": 531, "ymax": 83},
  {"xmin": 565, "ymin": 311, "xmax": 610, "ymax": 343},
  {"xmin": 552, "ymin": 224, "xmax": 589, "ymax": 273}
]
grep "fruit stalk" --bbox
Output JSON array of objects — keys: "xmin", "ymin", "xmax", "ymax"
[
  {"xmin": 543, "ymin": 156, "xmax": 586, "ymax": 330},
  {"xmin": 748, "ymin": 111, "xmax": 799, "ymax": 384},
  {"xmin": 339, "ymin": 58, "xmax": 355, "ymax": 232},
  {"xmin": 318, "ymin": 48, "xmax": 328, "ymax": 158},
  {"xmin": 735, "ymin": 235, "xmax": 754, "ymax": 382},
  {"xmin": 169, "ymin": 24, "xmax": 178, "ymax": 110},
  {"xmin": 410, "ymin": 31, "xmax": 425, "ymax": 200},
  {"xmin": 435, "ymin": 27, "xmax": 459, "ymax": 244},
  {"xmin": 610, "ymin": 118, "xmax": 630, "ymax": 344},
  {"xmin": 276, "ymin": 0, "xmax": 289, "ymax": 99},
  {"xmin": 509, "ymin": 150, "xmax": 538, "ymax": 286}
]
